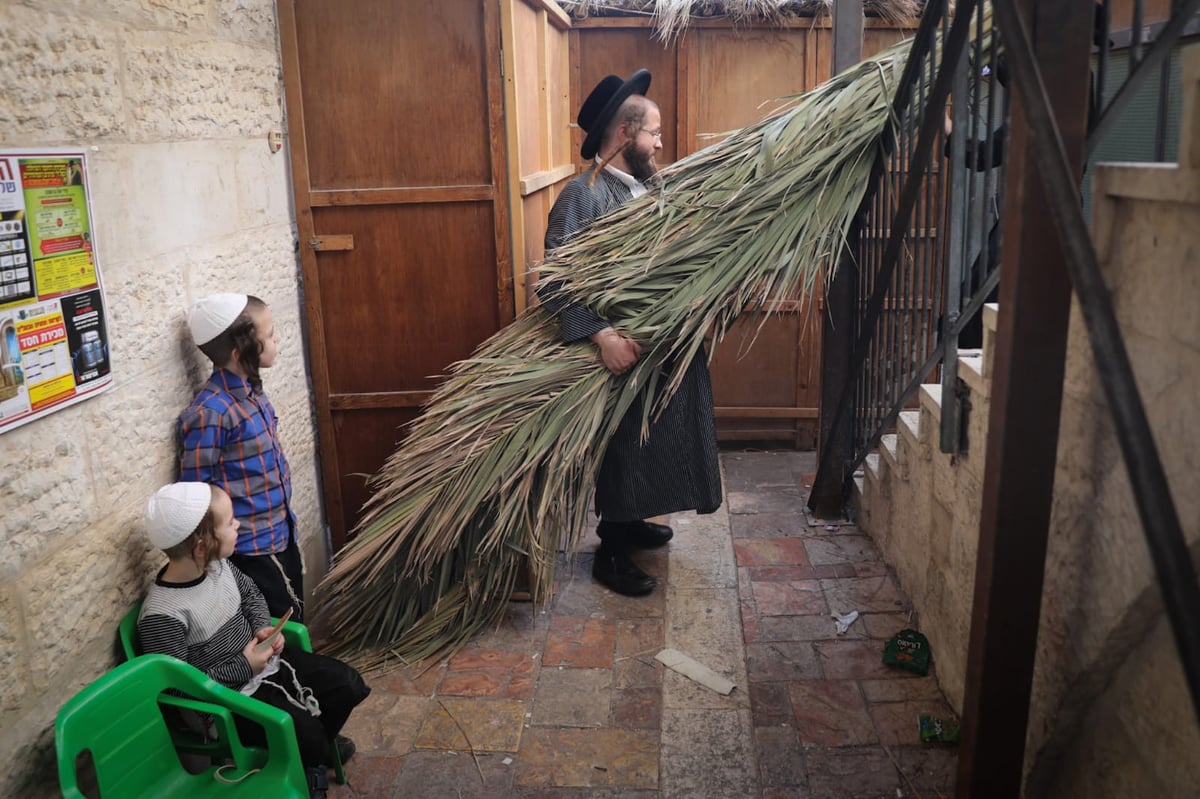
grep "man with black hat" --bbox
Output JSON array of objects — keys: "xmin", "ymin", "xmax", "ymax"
[{"xmin": 540, "ymin": 69, "xmax": 722, "ymax": 597}]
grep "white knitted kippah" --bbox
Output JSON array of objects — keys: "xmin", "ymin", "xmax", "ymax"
[
  {"xmin": 145, "ymin": 482, "xmax": 212, "ymax": 549},
  {"xmin": 188, "ymin": 293, "xmax": 248, "ymax": 345}
]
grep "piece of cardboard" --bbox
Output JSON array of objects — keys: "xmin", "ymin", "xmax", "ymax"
[{"xmin": 655, "ymin": 648, "xmax": 736, "ymax": 695}]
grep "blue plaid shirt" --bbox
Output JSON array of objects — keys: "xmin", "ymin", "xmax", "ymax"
[{"xmin": 178, "ymin": 369, "xmax": 294, "ymax": 555}]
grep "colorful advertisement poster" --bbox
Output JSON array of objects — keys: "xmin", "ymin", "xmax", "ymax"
[{"xmin": 0, "ymin": 150, "xmax": 112, "ymax": 434}]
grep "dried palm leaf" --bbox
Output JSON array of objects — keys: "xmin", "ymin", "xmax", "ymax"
[
  {"xmin": 313, "ymin": 29, "xmax": 916, "ymax": 670},
  {"xmin": 558, "ymin": 0, "xmax": 923, "ymax": 42}
]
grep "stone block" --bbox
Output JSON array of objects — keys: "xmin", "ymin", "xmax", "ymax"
[
  {"xmin": 20, "ymin": 529, "xmax": 137, "ymax": 692},
  {"xmin": 0, "ymin": 6, "xmax": 125, "ymax": 141},
  {"xmin": 124, "ymin": 33, "xmax": 281, "ymax": 141},
  {"xmin": 0, "ymin": 409, "xmax": 99, "ymax": 576},
  {"xmin": 218, "ymin": 0, "xmax": 278, "ymax": 45},
  {"xmin": 0, "ymin": 586, "xmax": 31, "ymax": 723},
  {"xmin": 660, "ymin": 707, "xmax": 755, "ymax": 799}
]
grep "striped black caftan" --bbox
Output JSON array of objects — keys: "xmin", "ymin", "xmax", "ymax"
[{"xmin": 541, "ymin": 167, "xmax": 722, "ymax": 522}]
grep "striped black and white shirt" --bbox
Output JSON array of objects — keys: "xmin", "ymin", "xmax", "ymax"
[{"xmin": 138, "ymin": 560, "xmax": 271, "ymax": 689}]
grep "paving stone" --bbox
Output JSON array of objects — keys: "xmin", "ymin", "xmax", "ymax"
[
  {"xmin": 333, "ymin": 753, "xmax": 402, "ymax": 797},
  {"xmin": 748, "ymin": 563, "xmax": 858, "ymax": 581},
  {"xmin": 613, "ymin": 652, "xmax": 664, "ymax": 689},
  {"xmin": 803, "ymin": 535, "xmax": 880, "ymax": 566},
  {"xmin": 366, "ymin": 660, "xmax": 447, "ymax": 696},
  {"xmin": 738, "ymin": 568, "xmax": 756, "ymax": 600},
  {"xmin": 413, "ymin": 698, "xmax": 527, "ymax": 753},
  {"xmin": 722, "ymin": 450, "xmax": 813, "ymax": 492},
  {"xmin": 869, "ymin": 699, "xmax": 955, "ymax": 747},
  {"xmin": 762, "ymin": 788, "xmax": 814, "ymax": 799},
  {"xmin": 820, "ymin": 576, "xmax": 908, "ymax": 614},
  {"xmin": 729, "ymin": 511, "xmax": 811, "ymax": 538},
  {"xmin": 392, "ymin": 750, "xmax": 514, "ymax": 798},
  {"xmin": 753, "ymin": 580, "xmax": 828, "ymax": 617},
  {"xmin": 894, "ymin": 745, "xmax": 959, "ymax": 795},
  {"xmin": 728, "ymin": 488, "xmax": 808, "ymax": 515},
  {"xmin": 532, "ymin": 668, "xmax": 612, "ymax": 728},
  {"xmin": 513, "ymin": 729, "xmax": 658, "ymax": 789},
  {"xmin": 664, "ymin": 586, "xmax": 746, "ymax": 677},
  {"xmin": 859, "ymin": 612, "xmax": 915, "ymax": 640},
  {"xmin": 338, "ymin": 693, "xmax": 427, "ymax": 756},
  {"xmin": 757, "ymin": 614, "xmax": 867, "ymax": 643},
  {"xmin": 661, "ymin": 707, "xmax": 756, "ymax": 799},
  {"xmin": 804, "ymin": 746, "xmax": 901, "ymax": 799},
  {"xmin": 741, "ymin": 602, "xmax": 761, "ymax": 643},
  {"xmin": 543, "ymin": 617, "xmax": 617, "ymax": 669},
  {"xmin": 669, "ymin": 529, "xmax": 738, "ymax": 589},
  {"xmin": 517, "ymin": 790, "xmax": 662, "ymax": 799},
  {"xmin": 745, "ymin": 642, "xmax": 822, "ymax": 682},
  {"xmin": 815, "ymin": 640, "xmax": 916, "ymax": 681},
  {"xmin": 750, "ymin": 681, "xmax": 794, "ymax": 727},
  {"xmin": 860, "ymin": 676, "xmax": 945, "ymax": 704},
  {"xmin": 468, "ymin": 603, "xmax": 553, "ymax": 651},
  {"xmin": 611, "ymin": 685, "xmax": 662, "ymax": 729},
  {"xmin": 440, "ymin": 648, "xmax": 538, "ymax": 699},
  {"xmin": 733, "ymin": 538, "xmax": 811, "ymax": 566},
  {"xmin": 756, "ymin": 725, "xmax": 808, "ymax": 787},
  {"xmin": 615, "ymin": 618, "xmax": 664, "ymax": 659},
  {"xmin": 787, "ymin": 680, "xmax": 877, "ymax": 747}
]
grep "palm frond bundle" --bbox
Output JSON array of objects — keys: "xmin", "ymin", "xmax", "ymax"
[
  {"xmin": 313, "ymin": 32, "xmax": 916, "ymax": 670},
  {"xmin": 557, "ymin": 0, "xmax": 923, "ymax": 41}
]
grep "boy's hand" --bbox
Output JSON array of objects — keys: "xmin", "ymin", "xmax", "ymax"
[
  {"xmin": 254, "ymin": 625, "xmax": 286, "ymax": 656},
  {"xmin": 243, "ymin": 636, "xmax": 276, "ymax": 674}
]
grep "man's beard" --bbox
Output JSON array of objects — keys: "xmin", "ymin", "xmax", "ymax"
[{"xmin": 627, "ymin": 146, "xmax": 658, "ymax": 183}]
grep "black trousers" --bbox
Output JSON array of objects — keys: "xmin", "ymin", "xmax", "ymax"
[
  {"xmin": 236, "ymin": 648, "xmax": 370, "ymax": 768},
  {"xmin": 230, "ymin": 532, "xmax": 305, "ymax": 623}
]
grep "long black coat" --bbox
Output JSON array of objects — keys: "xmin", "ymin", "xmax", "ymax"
[{"xmin": 540, "ymin": 168, "xmax": 722, "ymax": 522}]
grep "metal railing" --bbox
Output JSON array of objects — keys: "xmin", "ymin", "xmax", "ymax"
[{"xmin": 811, "ymin": 0, "xmax": 1197, "ymax": 510}]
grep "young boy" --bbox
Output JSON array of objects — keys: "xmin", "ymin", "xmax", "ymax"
[
  {"xmin": 139, "ymin": 482, "xmax": 369, "ymax": 799},
  {"xmin": 180, "ymin": 292, "xmax": 304, "ymax": 621}
]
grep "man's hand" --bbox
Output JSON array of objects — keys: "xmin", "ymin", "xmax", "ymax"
[{"xmin": 591, "ymin": 327, "xmax": 642, "ymax": 375}]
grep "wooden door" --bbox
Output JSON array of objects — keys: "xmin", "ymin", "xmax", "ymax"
[{"xmin": 278, "ymin": 0, "xmax": 514, "ymax": 550}]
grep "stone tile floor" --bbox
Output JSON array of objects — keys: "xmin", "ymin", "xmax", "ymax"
[{"xmin": 328, "ymin": 450, "xmax": 958, "ymax": 798}]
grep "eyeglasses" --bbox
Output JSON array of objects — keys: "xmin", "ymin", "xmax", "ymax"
[{"xmin": 640, "ymin": 128, "xmax": 663, "ymax": 140}]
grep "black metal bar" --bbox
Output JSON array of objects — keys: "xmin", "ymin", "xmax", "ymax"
[
  {"xmin": 1133, "ymin": 0, "xmax": 1145, "ymax": 64},
  {"xmin": 811, "ymin": 0, "xmax": 866, "ymax": 517},
  {"xmin": 995, "ymin": 0, "xmax": 1200, "ymax": 720},
  {"xmin": 810, "ymin": 0, "xmax": 976, "ymax": 512},
  {"xmin": 1156, "ymin": 51, "xmax": 1173, "ymax": 162},
  {"xmin": 1087, "ymin": 0, "xmax": 1200, "ymax": 158}
]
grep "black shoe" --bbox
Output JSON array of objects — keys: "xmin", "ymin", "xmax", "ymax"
[
  {"xmin": 334, "ymin": 734, "xmax": 356, "ymax": 764},
  {"xmin": 593, "ymin": 546, "xmax": 657, "ymax": 596},
  {"xmin": 307, "ymin": 766, "xmax": 329, "ymax": 799},
  {"xmin": 597, "ymin": 519, "xmax": 674, "ymax": 548}
]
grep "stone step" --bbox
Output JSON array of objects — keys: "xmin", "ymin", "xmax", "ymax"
[
  {"xmin": 899, "ymin": 410, "xmax": 921, "ymax": 450},
  {"xmin": 958, "ymin": 352, "xmax": 987, "ymax": 399},
  {"xmin": 919, "ymin": 383, "xmax": 943, "ymax": 449},
  {"xmin": 880, "ymin": 433, "xmax": 898, "ymax": 467},
  {"xmin": 983, "ymin": 302, "xmax": 999, "ymax": 380},
  {"xmin": 864, "ymin": 451, "xmax": 881, "ymax": 482}
]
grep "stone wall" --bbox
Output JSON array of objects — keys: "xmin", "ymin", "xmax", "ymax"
[
  {"xmin": 0, "ymin": 3, "xmax": 325, "ymax": 795},
  {"xmin": 853, "ymin": 44, "xmax": 1200, "ymax": 797}
]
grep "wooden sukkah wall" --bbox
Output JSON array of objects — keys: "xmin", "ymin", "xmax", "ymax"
[{"xmin": 504, "ymin": 0, "xmax": 916, "ymax": 445}]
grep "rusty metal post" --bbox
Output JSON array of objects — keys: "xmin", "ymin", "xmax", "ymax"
[
  {"xmin": 809, "ymin": 0, "xmax": 863, "ymax": 516},
  {"xmin": 954, "ymin": 2, "xmax": 1094, "ymax": 796}
]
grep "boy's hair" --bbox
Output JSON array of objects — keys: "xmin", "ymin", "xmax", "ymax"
[
  {"xmin": 163, "ymin": 488, "xmax": 224, "ymax": 571},
  {"xmin": 198, "ymin": 295, "xmax": 268, "ymax": 388}
]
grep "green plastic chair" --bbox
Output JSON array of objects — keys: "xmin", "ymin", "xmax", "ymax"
[
  {"xmin": 118, "ymin": 604, "xmax": 344, "ymax": 783},
  {"xmin": 56, "ymin": 654, "xmax": 309, "ymax": 798}
]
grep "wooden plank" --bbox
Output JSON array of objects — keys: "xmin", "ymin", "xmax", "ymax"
[
  {"xmin": 502, "ymin": 0, "xmax": 527, "ymax": 314},
  {"xmin": 485, "ymin": 0, "xmax": 515, "ymax": 326},
  {"xmin": 329, "ymin": 391, "xmax": 432, "ymax": 410},
  {"xmin": 277, "ymin": 0, "xmax": 347, "ymax": 547},
  {"xmin": 520, "ymin": 164, "xmax": 577, "ymax": 195},
  {"xmin": 307, "ymin": 234, "xmax": 353, "ymax": 251},
  {"xmin": 522, "ymin": 0, "xmax": 571, "ymax": 29},
  {"xmin": 714, "ymin": 406, "xmax": 818, "ymax": 419},
  {"xmin": 310, "ymin": 186, "xmax": 494, "ymax": 206}
]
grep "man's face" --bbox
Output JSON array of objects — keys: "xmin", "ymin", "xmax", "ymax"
[{"xmin": 626, "ymin": 105, "xmax": 663, "ymax": 182}]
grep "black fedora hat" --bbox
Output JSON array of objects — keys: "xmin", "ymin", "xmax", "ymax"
[{"xmin": 578, "ymin": 68, "xmax": 652, "ymax": 160}]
